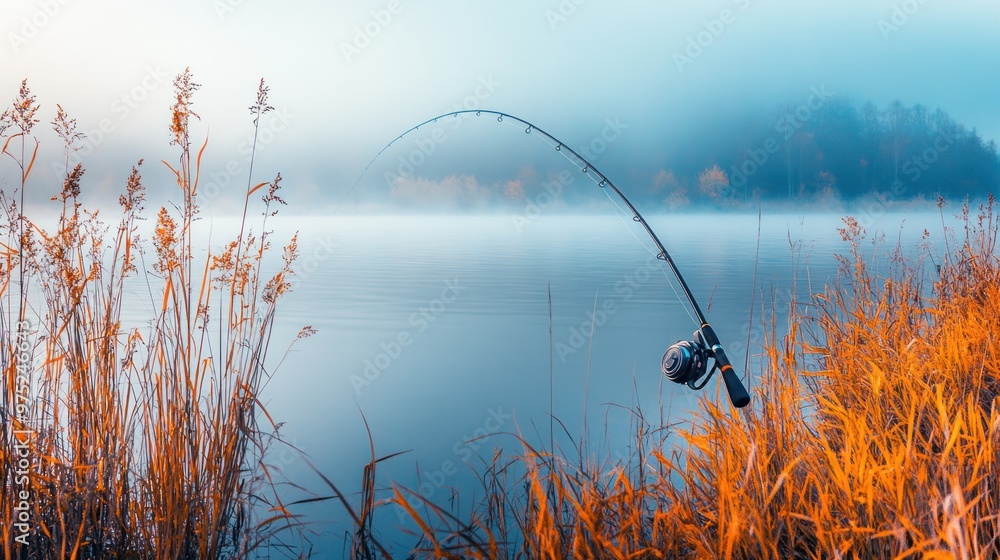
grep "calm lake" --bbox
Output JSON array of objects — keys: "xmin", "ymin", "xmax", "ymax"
[{"xmin": 161, "ymin": 209, "xmax": 952, "ymax": 556}]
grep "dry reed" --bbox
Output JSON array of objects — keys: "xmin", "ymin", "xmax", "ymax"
[{"xmin": 0, "ymin": 73, "xmax": 310, "ymax": 559}]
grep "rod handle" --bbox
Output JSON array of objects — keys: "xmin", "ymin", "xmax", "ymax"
[{"xmin": 700, "ymin": 324, "xmax": 751, "ymax": 408}]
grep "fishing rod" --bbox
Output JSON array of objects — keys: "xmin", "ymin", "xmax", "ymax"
[{"xmin": 355, "ymin": 110, "xmax": 750, "ymax": 409}]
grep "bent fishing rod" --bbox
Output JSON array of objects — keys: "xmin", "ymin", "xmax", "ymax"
[{"xmin": 355, "ymin": 110, "xmax": 751, "ymax": 409}]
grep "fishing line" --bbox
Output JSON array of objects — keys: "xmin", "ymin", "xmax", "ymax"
[
  {"xmin": 602, "ymin": 189, "xmax": 658, "ymax": 257},
  {"xmin": 744, "ymin": 205, "xmax": 763, "ymax": 391},
  {"xmin": 599, "ymin": 187, "xmax": 699, "ymax": 327},
  {"xmin": 352, "ymin": 110, "xmax": 751, "ymax": 408},
  {"xmin": 484, "ymin": 111, "xmax": 726, "ymax": 358}
]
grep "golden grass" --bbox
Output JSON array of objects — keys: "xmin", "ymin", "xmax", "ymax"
[
  {"xmin": 336, "ymin": 199, "xmax": 1000, "ymax": 559},
  {"xmin": 0, "ymin": 73, "xmax": 309, "ymax": 558}
]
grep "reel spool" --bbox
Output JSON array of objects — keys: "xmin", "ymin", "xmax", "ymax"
[
  {"xmin": 662, "ymin": 325, "xmax": 751, "ymax": 407},
  {"xmin": 662, "ymin": 334, "xmax": 710, "ymax": 389}
]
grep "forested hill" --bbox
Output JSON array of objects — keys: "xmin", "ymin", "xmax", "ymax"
[{"xmin": 648, "ymin": 97, "xmax": 1000, "ymax": 208}]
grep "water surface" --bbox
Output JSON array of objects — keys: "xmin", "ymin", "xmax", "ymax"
[{"xmin": 188, "ymin": 210, "xmax": 948, "ymax": 555}]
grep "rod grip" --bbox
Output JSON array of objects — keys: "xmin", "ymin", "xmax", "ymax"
[{"xmin": 700, "ymin": 324, "xmax": 751, "ymax": 408}]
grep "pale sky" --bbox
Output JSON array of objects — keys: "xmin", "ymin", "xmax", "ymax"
[{"xmin": 2, "ymin": 0, "xmax": 999, "ymax": 213}]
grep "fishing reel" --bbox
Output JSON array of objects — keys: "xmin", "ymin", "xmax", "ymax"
[
  {"xmin": 662, "ymin": 324, "xmax": 751, "ymax": 408},
  {"xmin": 662, "ymin": 334, "xmax": 711, "ymax": 388}
]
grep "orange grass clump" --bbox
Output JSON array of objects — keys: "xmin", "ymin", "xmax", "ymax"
[
  {"xmin": 0, "ymin": 74, "xmax": 311, "ymax": 559},
  {"xmin": 362, "ymin": 200, "xmax": 1000, "ymax": 559}
]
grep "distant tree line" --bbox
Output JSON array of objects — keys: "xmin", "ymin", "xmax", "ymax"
[{"xmin": 649, "ymin": 97, "xmax": 1000, "ymax": 208}]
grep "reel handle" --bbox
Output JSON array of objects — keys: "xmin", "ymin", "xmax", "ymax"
[{"xmin": 699, "ymin": 324, "xmax": 751, "ymax": 408}]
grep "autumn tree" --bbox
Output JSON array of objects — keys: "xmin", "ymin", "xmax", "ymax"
[{"xmin": 698, "ymin": 165, "xmax": 730, "ymax": 200}]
